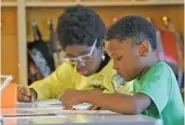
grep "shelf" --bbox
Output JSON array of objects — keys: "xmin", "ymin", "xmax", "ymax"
[
  {"xmin": 2, "ymin": 0, "xmax": 182, "ymax": 7},
  {"xmin": 26, "ymin": 0, "xmax": 184, "ymax": 7},
  {"xmin": 26, "ymin": 1, "xmax": 79, "ymax": 7},
  {"xmin": 1, "ymin": 2, "xmax": 17, "ymax": 7},
  {"xmin": 82, "ymin": 1, "xmax": 184, "ymax": 6}
]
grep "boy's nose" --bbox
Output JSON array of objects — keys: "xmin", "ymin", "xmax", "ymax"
[
  {"xmin": 76, "ymin": 60, "xmax": 86, "ymax": 67},
  {"xmin": 113, "ymin": 62, "xmax": 119, "ymax": 70}
]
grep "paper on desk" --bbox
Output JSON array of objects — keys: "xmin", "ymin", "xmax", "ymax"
[
  {"xmin": 52, "ymin": 109, "xmax": 119, "ymax": 114},
  {"xmin": 20, "ymin": 99, "xmax": 92, "ymax": 110},
  {"xmin": 73, "ymin": 103, "xmax": 92, "ymax": 110},
  {"xmin": 1, "ymin": 109, "xmax": 66, "ymax": 118},
  {"xmin": 35, "ymin": 100, "xmax": 92, "ymax": 110},
  {"xmin": 43, "ymin": 102, "xmax": 92, "ymax": 110},
  {"xmin": 29, "ymin": 99, "xmax": 61, "ymax": 105}
]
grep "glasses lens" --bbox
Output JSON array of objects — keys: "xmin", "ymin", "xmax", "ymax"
[{"xmin": 80, "ymin": 55, "xmax": 92, "ymax": 62}]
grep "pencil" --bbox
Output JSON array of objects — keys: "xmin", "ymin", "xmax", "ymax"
[{"xmin": 18, "ymin": 64, "xmax": 30, "ymax": 95}]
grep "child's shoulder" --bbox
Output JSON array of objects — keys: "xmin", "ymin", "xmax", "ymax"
[
  {"xmin": 55, "ymin": 62, "xmax": 75, "ymax": 75},
  {"xmin": 152, "ymin": 61, "xmax": 169, "ymax": 69},
  {"xmin": 140, "ymin": 61, "xmax": 173, "ymax": 82},
  {"xmin": 148, "ymin": 61, "xmax": 172, "ymax": 75}
]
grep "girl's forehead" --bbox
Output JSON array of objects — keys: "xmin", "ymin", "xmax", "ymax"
[{"xmin": 64, "ymin": 45, "xmax": 92, "ymax": 56}]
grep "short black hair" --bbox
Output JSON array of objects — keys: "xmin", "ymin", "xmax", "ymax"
[
  {"xmin": 57, "ymin": 5, "xmax": 106, "ymax": 50},
  {"xmin": 106, "ymin": 15, "xmax": 157, "ymax": 50}
]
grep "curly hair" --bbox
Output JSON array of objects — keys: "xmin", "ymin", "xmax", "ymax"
[
  {"xmin": 106, "ymin": 15, "xmax": 157, "ymax": 50},
  {"xmin": 57, "ymin": 5, "xmax": 106, "ymax": 50}
]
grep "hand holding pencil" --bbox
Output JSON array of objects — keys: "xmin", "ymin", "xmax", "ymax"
[
  {"xmin": 17, "ymin": 87, "xmax": 36, "ymax": 102},
  {"xmin": 17, "ymin": 64, "xmax": 37, "ymax": 102}
]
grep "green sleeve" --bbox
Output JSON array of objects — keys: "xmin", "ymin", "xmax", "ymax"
[{"xmin": 137, "ymin": 64, "xmax": 172, "ymax": 114}]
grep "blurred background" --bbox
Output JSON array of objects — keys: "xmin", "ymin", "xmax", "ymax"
[{"xmin": 1, "ymin": 0, "xmax": 184, "ymax": 97}]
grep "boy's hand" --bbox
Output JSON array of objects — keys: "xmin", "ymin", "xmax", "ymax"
[
  {"xmin": 17, "ymin": 87, "xmax": 37, "ymax": 102},
  {"xmin": 91, "ymin": 88, "xmax": 104, "ymax": 93},
  {"xmin": 88, "ymin": 105, "xmax": 101, "ymax": 110},
  {"xmin": 60, "ymin": 89, "xmax": 85, "ymax": 109},
  {"xmin": 60, "ymin": 88, "xmax": 104, "ymax": 109},
  {"xmin": 87, "ymin": 88, "xmax": 104, "ymax": 110}
]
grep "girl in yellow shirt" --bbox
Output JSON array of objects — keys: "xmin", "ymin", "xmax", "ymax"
[{"xmin": 17, "ymin": 5, "xmax": 133, "ymax": 102}]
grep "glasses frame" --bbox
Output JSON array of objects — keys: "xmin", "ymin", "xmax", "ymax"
[{"xmin": 64, "ymin": 39, "xmax": 97, "ymax": 64}]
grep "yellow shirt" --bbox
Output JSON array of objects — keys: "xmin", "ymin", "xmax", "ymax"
[{"xmin": 29, "ymin": 60, "xmax": 133, "ymax": 100}]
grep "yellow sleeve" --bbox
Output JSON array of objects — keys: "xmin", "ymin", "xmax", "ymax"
[
  {"xmin": 102, "ymin": 75, "xmax": 116, "ymax": 94},
  {"xmin": 118, "ymin": 81, "xmax": 134, "ymax": 95},
  {"xmin": 29, "ymin": 62, "xmax": 74, "ymax": 100}
]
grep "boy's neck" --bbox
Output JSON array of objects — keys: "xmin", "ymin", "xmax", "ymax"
[
  {"xmin": 139, "ymin": 54, "xmax": 159, "ymax": 79},
  {"xmin": 96, "ymin": 52, "xmax": 110, "ymax": 73}
]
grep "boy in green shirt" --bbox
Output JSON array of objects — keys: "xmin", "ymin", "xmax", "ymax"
[{"xmin": 60, "ymin": 15, "xmax": 184, "ymax": 125}]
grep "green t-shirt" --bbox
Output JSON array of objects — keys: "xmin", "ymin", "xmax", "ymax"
[{"xmin": 133, "ymin": 62, "xmax": 184, "ymax": 125}]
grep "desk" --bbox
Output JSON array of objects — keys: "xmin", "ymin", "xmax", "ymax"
[{"xmin": 1, "ymin": 100, "xmax": 163, "ymax": 125}]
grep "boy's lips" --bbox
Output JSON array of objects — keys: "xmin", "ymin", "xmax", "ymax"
[
  {"xmin": 117, "ymin": 72, "xmax": 121, "ymax": 76},
  {"xmin": 117, "ymin": 72, "xmax": 123, "ymax": 77},
  {"xmin": 78, "ymin": 68, "xmax": 88, "ymax": 75}
]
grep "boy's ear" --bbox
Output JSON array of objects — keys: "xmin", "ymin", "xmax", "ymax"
[{"xmin": 138, "ymin": 41, "xmax": 150, "ymax": 57}]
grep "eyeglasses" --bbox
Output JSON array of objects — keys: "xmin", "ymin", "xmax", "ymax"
[{"xmin": 63, "ymin": 39, "xmax": 97, "ymax": 65}]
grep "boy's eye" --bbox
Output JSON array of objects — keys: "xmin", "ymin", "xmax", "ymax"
[{"xmin": 116, "ymin": 56, "xmax": 123, "ymax": 61}]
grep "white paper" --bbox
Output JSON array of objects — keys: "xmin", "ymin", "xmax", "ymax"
[
  {"xmin": 73, "ymin": 103, "xmax": 92, "ymax": 110},
  {"xmin": 3, "ymin": 115, "xmax": 67, "ymax": 119},
  {"xmin": 52, "ymin": 109, "xmax": 119, "ymax": 114},
  {"xmin": 19, "ymin": 99, "xmax": 92, "ymax": 110},
  {"xmin": 2, "ymin": 109, "xmax": 67, "ymax": 118},
  {"xmin": 19, "ymin": 99, "xmax": 61, "ymax": 107},
  {"xmin": 27, "ymin": 99, "xmax": 61, "ymax": 105}
]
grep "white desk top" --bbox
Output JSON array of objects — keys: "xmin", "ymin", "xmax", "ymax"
[{"xmin": 1, "ymin": 100, "xmax": 163, "ymax": 125}]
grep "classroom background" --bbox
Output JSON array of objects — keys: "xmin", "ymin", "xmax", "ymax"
[{"xmin": 1, "ymin": 0, "xmax": 184, "ymax": 98}]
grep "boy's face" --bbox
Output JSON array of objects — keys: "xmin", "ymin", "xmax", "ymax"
[
  {"xmin": 64, "ymin": 44, "xmax": 102, "ymax": 76},
  {"xmin": 105, "ymin": 39, "xmax": 149, "ymax": 82}
]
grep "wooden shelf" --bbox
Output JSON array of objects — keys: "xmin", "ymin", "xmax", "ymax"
[
  {"xmin": 1, "ymin": 2, "xmax": 17, "ymax": 7},
  {"xmin": 26, "ymin": 0, "xmax": 184, "ymax": 7},
  {"xmin": 82, "ymin": 1, "xmax": 184, "ymax": 6},
  {"xmin": 26, "ymin": 1, "xmax": 79, "ymax": 7}
]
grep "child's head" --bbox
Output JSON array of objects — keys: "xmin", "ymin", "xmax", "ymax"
[
  {"xmin": 105, "ymin": 15, "xmax": 157, "ymax": 81},
  {"xmin": 57, "ymin": 5, "xmax": 106, "ymax": 76}
]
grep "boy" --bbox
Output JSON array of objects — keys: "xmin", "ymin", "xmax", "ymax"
[
  {"xmin": 60, "ymin": 15, "xmax": 184, "ymax": 125},
  {"xmin": 18, "ymin": 6, "xmax": 133, "ymax": 102}
]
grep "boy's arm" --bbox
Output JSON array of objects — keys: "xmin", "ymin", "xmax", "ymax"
[
  {"xmin": 29, "ymin": 63, "xmax": 73, "ymax": 100},
  {"xmin": 61, "ymin": 90, "xmax": 151, "ymax": 114},
  {"xmin": 84, "ymin": 92, "xmax": 151, "ymax": 114}
]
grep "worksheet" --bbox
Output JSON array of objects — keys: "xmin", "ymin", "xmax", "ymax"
[{"xmin": 19, "ymin": 99, "xmax": 92, "ymax": 109}]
